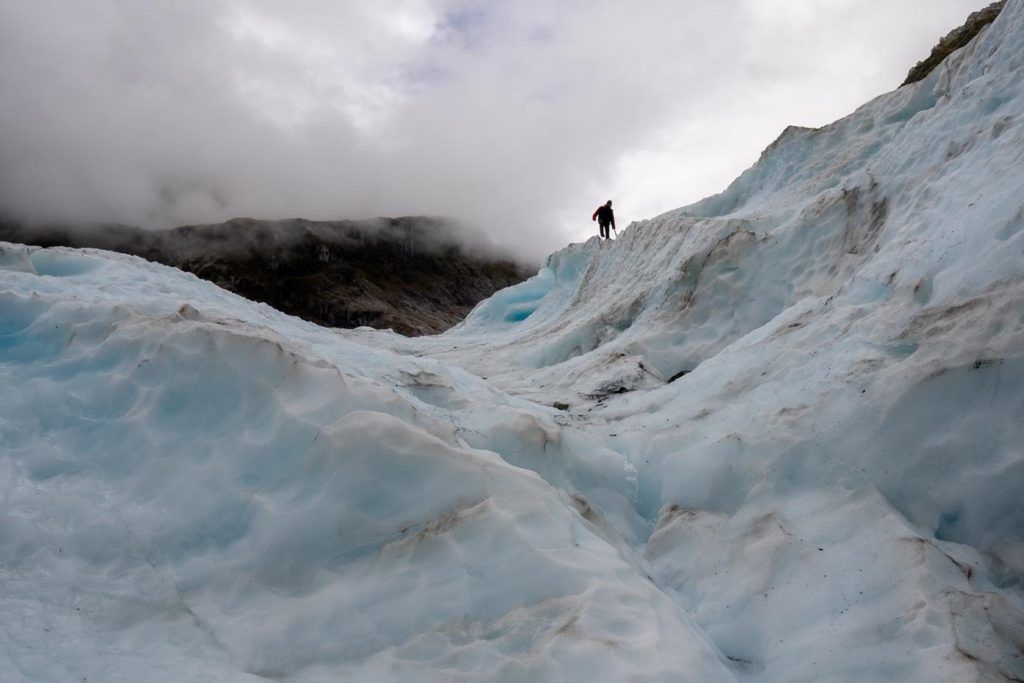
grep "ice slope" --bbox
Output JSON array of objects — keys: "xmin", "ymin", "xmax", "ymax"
[
  {"xmin": 0, "ymin": 243, "xmax": 732, "ymax": 681},
  {"xmin": 414, "ymin": 0, "xmax": 1024, "ymax": 407},
  {"xmin": 382, "ymin": 1, "xmax": 1024, "ymax": 679},
  {"xmin": 2, "ymin": 1, "xmax": 1024, "ymax": 682}
]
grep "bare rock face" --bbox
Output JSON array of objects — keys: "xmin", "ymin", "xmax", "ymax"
[
  {"xmin": 902, "ymin": 1, "xmax": 1005, "ymax": 86},
  {"xmin": 0, "ymin": 217, "xmax": 530, "ymax": 336}
]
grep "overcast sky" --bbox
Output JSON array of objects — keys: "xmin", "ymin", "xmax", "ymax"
[{"xmin": 0, "ymin": 0, "xmax": 992, "ymax": 260}]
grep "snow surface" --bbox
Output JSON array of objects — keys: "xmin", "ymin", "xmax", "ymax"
[{"xmin": 3, "ymin": 2, "xmax": 1024, "ymax": 680}]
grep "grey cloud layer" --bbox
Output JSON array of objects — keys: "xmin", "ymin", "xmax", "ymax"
[{"xmin": 0, "ymin": 0, "xmax": 989, "ymax": 259}]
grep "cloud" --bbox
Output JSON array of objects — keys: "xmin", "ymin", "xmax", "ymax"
[{"xmin": 0, "ymin": 0, "xmax": 992, "ymax": 260}]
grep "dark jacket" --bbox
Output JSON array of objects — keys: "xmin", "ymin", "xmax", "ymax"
[{"xmin": 592, "ymin": 204, "xmax": 615, "ymax": 227}]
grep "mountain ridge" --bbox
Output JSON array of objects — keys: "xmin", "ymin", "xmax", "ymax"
[{"xmin": 0, "ymin": 216, "xmax": 529, "ymax": 335}]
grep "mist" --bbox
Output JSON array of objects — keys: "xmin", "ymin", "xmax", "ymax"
[{"xmin": 0, "ymin": 0, "xmax": 991, "ymax": 261}]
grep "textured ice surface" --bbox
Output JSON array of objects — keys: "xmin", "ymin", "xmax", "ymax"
[
  {"xmin": 3, "ymin": 2, "xmax": 1024, "ymax": 680},
  {"xmin": 0, "ymin": 246, "xmax": 728, "ymax": 681}
]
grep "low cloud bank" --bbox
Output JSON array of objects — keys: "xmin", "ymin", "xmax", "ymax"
[{"xmin": 0, "ymin": 0, "xmax": 990, "ymax": 260}]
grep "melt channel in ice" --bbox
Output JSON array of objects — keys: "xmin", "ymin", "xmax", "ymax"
[{"xmin": 3, "ymin": 1, "xmax": 1024, "ymax": 681}]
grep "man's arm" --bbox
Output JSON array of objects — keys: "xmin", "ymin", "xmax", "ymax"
[
  {"xmin": 592, "ymin": 208, "xmax": 599, "ymax": 221},
  {"xmin": 610, "ymin": 210, "xmax": 616, "ymax": 229}
]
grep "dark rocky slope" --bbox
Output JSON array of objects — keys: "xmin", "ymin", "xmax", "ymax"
[
  {"xmin": 0, "ymin": 217, "xmax": 529, "ymax": 335},
  {"xmin": 902, "ymin": 1, "xmax": 1005, "ymax": 86}
]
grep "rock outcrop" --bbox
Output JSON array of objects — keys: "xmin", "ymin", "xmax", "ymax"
[{"xmin": 902, "ymin": 1, "xmax": 1005, "ymax": 86}]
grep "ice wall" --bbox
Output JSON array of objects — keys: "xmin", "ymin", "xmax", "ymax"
[{"xmin": 432, "ymin": 0, "xmax": 1024, "ymax": 404}]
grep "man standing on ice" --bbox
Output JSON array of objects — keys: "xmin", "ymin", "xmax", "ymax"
[{"xmin": 592, "ymin": 200, "xmax": 616, "ymax": 240}]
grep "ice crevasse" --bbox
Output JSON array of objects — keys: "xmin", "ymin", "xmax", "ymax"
[{"xmin": 2, "ymin": 1, "xmax": 1024, "ymax": 681}]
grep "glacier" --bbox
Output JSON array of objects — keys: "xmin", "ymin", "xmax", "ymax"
[{"xmin": 2, "ymin": 1, "xmax": 1024, "ymax": 681}]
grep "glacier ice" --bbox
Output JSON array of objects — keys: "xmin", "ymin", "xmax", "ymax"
[{"xmin": 3, "ymin": 1, "xmax": 1024, "ymax": 680}]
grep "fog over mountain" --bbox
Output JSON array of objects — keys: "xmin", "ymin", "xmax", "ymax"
[
  {"xmin": 0, "ymin": 215, "xmax": 529, "ymax": 335},
  {"xmin": 0, "ymin": 0, "xmax": 994, "ymax": 260}
]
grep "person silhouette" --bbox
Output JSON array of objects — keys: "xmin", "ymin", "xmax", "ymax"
[{"xmin": 592, "ymin": 200, "xmax": 615, "ymax": 240}]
